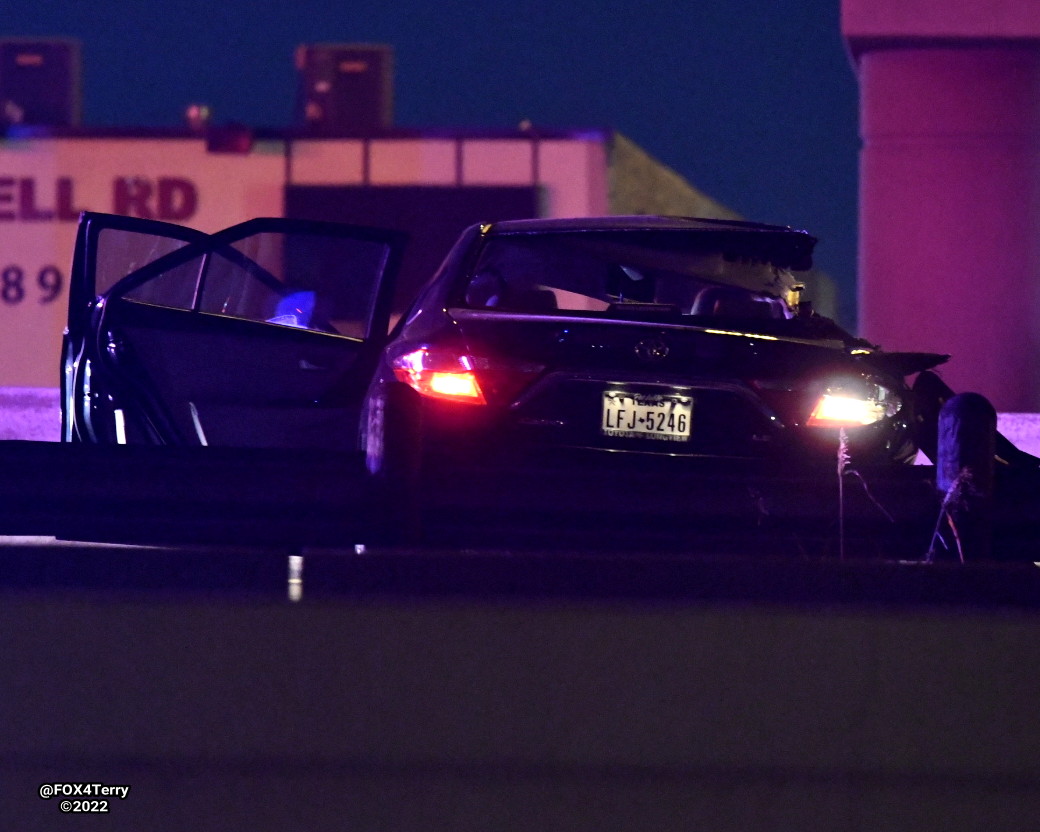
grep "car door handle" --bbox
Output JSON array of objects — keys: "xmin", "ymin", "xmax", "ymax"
[{"xmin": 299, "ymin": 358, "xmax": 328, "ymax": 371}]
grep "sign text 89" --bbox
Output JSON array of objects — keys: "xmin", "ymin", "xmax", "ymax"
[{"xmin": 1, "ymin": 265, "xmax": 64, "ymax": 305}]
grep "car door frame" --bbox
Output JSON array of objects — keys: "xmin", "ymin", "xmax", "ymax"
[{"xmin": 62, "ymin": 212, "xmax": 405, "ymax": 446}]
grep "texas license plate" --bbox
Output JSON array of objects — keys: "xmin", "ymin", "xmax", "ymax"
[{"xmin": 601, "ymin": 391, "xmax": 693, "ymax": 441}]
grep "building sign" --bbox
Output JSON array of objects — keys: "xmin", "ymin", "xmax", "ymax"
[
  {"xmin": 0, "ymin": 138, "xmax": 284, "ymax": 386},
  {"xmin": 0, "ymin": 175, "xmax": 200, "ymax": 222},
  {"xmin": 0, "ymin": 177, "xmax": 84, "ymax": 221}
]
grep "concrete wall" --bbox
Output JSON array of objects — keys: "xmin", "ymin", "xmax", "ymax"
[
  {"xmin": 0, "ymin": 386, "xmax": 60, "ymax": 440},
  {"xmin": 2, "ymin": 587, "xmax": 1039, "ymax": 831},
  {"xmin": 842, "ymin": 0, "xmax": 1040, "ymax": 411}
]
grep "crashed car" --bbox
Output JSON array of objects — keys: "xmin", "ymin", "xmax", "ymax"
[
  {"xmin": 63, "ymin": 212, "xmax": 942, "ymax": 459},
  {"xmin": 63, "ymin": 212, "xmax": 1028, "ymax": 551},
  {"xmin": 362, "ymin": 215, "xmax": 954, "ymax": 476}
]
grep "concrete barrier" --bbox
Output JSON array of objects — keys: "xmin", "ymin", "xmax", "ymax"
[
  {"xmin": 0, "ymin": 387, "xmax": 60, "ymax": 441},
  {"xmin": 1, "ymin": 554, "xmax": 1039, "ymax": 831}
]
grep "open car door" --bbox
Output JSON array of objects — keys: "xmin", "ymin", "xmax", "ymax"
[{"xmin": 62, "ymin": 212, "xmax": 404, "ymax": 449}]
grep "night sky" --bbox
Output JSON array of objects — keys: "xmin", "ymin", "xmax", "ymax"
[{"xmin": 6, "ymin": 0, "xmax": 862, "ymax": 326}]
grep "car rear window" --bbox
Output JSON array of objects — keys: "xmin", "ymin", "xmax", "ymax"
[{"xmin": 460, "ymin": 231, "xmax": 797, "ymax": 321}]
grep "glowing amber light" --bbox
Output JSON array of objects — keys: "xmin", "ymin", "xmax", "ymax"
[{"xmin": 806, "ymin": 394, "xmax": 884, "ymax": 428}]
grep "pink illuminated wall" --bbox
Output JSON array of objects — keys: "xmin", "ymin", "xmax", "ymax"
[{"xmin": 842, "ymin": 1, "xmax": 1040, "ymax": 411}]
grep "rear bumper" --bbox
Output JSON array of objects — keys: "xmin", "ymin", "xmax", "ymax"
[{"xmin": 417, "ymin": 396, "xmax": 915, "ymax": 469}]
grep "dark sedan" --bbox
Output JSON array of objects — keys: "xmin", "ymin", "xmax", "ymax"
[
  {"xmin": 361, "ymin": 216, "xmax": 951, "ymax": 477},
  {"xmin": 61, "ymin": 212, "xmax": 1027, "ymax": 552}
]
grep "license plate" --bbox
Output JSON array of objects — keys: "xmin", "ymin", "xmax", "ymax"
[{"xmin": 601, "ymin": 391, "xmax": 693, "ymax": 441}]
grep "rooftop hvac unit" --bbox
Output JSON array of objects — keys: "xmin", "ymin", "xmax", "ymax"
[
  {"xmin": 0, "ymin": 39, "xmax": 81, "ymax": 127},
  {"xmin": 295, "ymin": 43, "xmax": 393, "ymax": 134}
]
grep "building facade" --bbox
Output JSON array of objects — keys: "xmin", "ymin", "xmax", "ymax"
[{"xmin": 0, "ymin": 127, "xmax": 736, "ymax": 387}]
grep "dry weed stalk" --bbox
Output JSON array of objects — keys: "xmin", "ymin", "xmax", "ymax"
[
  {"xmin": 836, "ymin": 428, "xmax": 895, "ymax": 561},
  {"xmin": 927, "ymin": 467, "xmax": 976, "ymax": 564}
]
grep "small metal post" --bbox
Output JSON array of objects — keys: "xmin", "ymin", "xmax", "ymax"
[{"xmin": 288, "ymin": 554, "xmax": 304, "ymax": 602}]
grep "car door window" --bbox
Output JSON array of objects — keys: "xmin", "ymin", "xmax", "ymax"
[
  {"xmin": 96, "ymin": 227, "xmax": 194, "ymax": 296},
  {"xmin": 197, "ymin": 230, "xmax": 393, "ymax": 339},
  {"xmin": 123, "ymin": 253, "xmax": 207, "ymax": 310},
  {"xmin": 79, "ymin": 214, "xmax": 402, "ymax": 341}
]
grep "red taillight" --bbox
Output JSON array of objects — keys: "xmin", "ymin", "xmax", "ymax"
[
  {"xmin": 392, "ymin": 347, "xmax": 487, "ymax": 404},
  {"xmin": 425, "ymin": 370, "xmax": 485, "ymax": 401}
]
